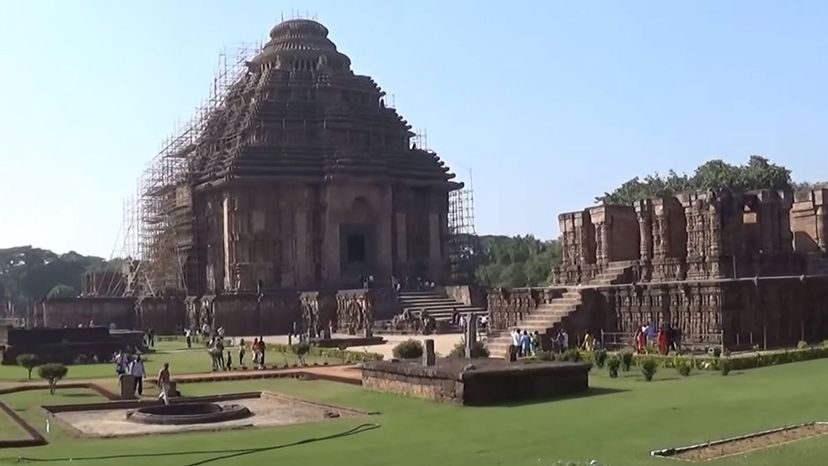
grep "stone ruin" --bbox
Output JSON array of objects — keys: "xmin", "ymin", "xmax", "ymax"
[{"xmin": 488, "ymin": 188, "xmax": 828, "ymax": 355}]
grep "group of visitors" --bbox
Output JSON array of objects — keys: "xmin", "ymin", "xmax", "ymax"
[
  {"xmin": 250, "ymin": 337, "xmax": 267, "ymax": 370},
  {"xmin": 510, "ymin": 328, "xmax": 543, "ymax": 357},
  {"xmin": 634, "ymin": 322, "xmax": 682, "ymax": 354},
  {"xmin": 143, "ymin": 327, "xmax": 155, "ymax": 348},
  {"xmin": 113, "ymin": 350, "xmax": 173, "ymax": 403}
]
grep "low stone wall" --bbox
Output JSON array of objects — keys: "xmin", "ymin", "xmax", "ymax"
[
  {"xmin": 42, "ymin": 297, "xmax": 136, "ymax": 329},
  {"xmin": 361, "ymin": 359, "xmax": 590, "ymax": 405}
]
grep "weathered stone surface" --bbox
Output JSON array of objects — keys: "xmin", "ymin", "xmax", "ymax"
[{"xmin": 361, "ymin": 359, "xmax": 590, "ymax": 405}]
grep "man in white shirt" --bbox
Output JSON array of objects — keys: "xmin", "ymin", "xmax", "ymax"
[
  {"xmin": 129, "ymin": 356, "xmax": 146, "ymax": 397},
  {"xmin": 511, "ymin": 328, "xmax": 522, "ymax": 356}
]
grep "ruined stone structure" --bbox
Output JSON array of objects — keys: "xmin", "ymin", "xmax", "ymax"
[
  {"xmin": 167, "ymin": 19, "xmax": 460, "ymax": 296},
  {"xmin": 487, "ymin": 189, "xmax": 828, "ymax": 355}
]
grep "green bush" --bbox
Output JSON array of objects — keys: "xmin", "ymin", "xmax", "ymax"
[
  {"xmin": 536, "ymin": 351, "xmax": 556, "ymax": 361},
  {"xmin": 721, "ymin": 358, "xmax": 733, "ymax": 376},
  {"xmin": 392, "ymin": 339, "xmax": 424, "ymax": 359},
  {"xmin": 449, "ymin": 340, "xmax": 490, "ymax": 358},
  {"xmin": 15, "ymin": 353, "xmax": 41, "ymax": 380},
  {"xmin": 268, "ymin": 343, "xmax": 382, "ymax": 362},
  {"xmin": 607, "ymin": 356, "xmax": 620, "ymax": 378},
  {"xmin": 562, "ymin": 348, "xmax": 582, "ymax": 363},
  {"xmin": 593, "ymin": 350, "xmax": 608, "ymax": 369},
  {"xmin": 620, "ymin": 352, "xmax": 634, "ymax": 371},
  {"xmin": 797, "ymin": 340, "xmax": 809, "ymax": 350},
  {"xmin": 674, "ymin": 357, "xmax": 692, "ymax": 377},
  {"xmin": 640, "ymin": 357, "xmax": 657, "ymax": 381},
  {"xmin": 38, "ymin": 363, "xmax": 68, "ymax": 394},
  {"xmin": 291, "ymin": 342, "xmax": 310, "ymax": 365}
]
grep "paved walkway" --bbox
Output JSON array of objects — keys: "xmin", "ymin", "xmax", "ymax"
[{"xmin": 257, "ymin": 332, "xmax": 464, "ymax": 359}]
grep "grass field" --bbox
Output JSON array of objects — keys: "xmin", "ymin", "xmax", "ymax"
[
  {"xmin": 0, "ymin": 340, "xmax": 344, "ymax": 383},
  {"xmin": 2, "ymin": 358, "xmax": 828, "ymax": 465}
]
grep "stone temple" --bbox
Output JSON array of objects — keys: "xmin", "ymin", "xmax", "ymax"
[
  {"xmin": 487, "ymin": 188, "xmax": 828, "ymax": 356},
  {"xmin": 183, "ymin": 19, "xmax": 460, "ymax": 294},
  {"xmin": 35, "ymin": 19, "xmax": 478, "ymax": 334}
]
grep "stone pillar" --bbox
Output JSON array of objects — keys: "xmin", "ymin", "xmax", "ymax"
[
  {"xmin": 395, "ymin": 211, "xmax": 407, "ymax": 265},
  {"xmin": 464, "ymin": 315, "xmax": 478, "ymax": 358},
  {"xmin": 428, "ymin": 211, "xmax": 442, "ymax": 282},
  {"xmin": 422, "ymin": 339, "xmax": 435, "ymax": 366},
  {"xmin": 119, "ymin": 375, "xmax": 136, "ymax": 400}
]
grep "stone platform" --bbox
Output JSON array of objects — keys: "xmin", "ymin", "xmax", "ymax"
[{"xmin": 361, "ymin": 358, "xmax": 590, "ymax": 406}]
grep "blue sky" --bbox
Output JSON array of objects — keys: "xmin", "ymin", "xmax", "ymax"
[{"xmin": 1, "ymin": 0, "xmax": 826, "ymax": 258}]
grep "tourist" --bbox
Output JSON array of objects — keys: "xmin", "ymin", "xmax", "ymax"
[
  {"xmin": 114, "ymin": 350, "xmax": 128, "ymax": 376},
  {"xmin": 148, "ymin": 327, "xmax": 155, "ymax": 348},
  {"xmin": 252, "ymin": 337, "xmax": 260, "ymax": 368},
  {"xmin": 226, "ymin": 350, "xmax": 233, "ymax": 370},
  {"xmin": 216, "ymin": 338, "xmax": 225, "ymax": 370},
  {"xmin": 185, "ymin": 328, "xmax": 192, "ymax": 348},
  {"xmin": 257, "ymin": 337, "xmax": 266, "ymax": 369},
  {"xmin": 157, "ymin": 363, "xmax": 171, "ymax": 405},
  {"xmin": 511, "ymin": 328, "xmax": 522, "ymax": 355},
  {"xmin": 657, "ymin": 327, "xmax": 668, "ymax": 354},
  {"xmin": 201, "ymin": 323, "xmax": 210, "ymax": 342},
  {"xmin": 673, "ymin": 326, "xmax": 682, "ymax": 353},
  {"xmin": 561, "ymin": 329, "xmax": 570, "ymax": 350},
  {"xmin": 531, "ymin": 331, "xmax": 541, "ymax": 355},
  {"xmin": 130, "ymin": 355, "xmax": 145, "ymax": 396},
  {"xmin": 583, "ymin": 330, "xmax": 595, "ymax": 352},
  {"xmin": 238, "ymin": 338, "xmax": 247, "ymax": 369},
  {"xmin": 520, "ymin": 330, "xmax": 532, "ymax": 357}
]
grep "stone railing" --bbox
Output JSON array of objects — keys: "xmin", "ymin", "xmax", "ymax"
[{"xmin": 486, "ymin": 287, "xmax": 565, "ymax": 331}]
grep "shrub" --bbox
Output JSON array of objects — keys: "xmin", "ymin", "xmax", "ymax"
[
  {"xmin": 392, "ymin": 339, "xmax": 423, "ymax": 359},
  {"xmin": 721, "ymin": 358, "xmax": 733, "ymax": 376},
  {"xmin": 449, "ymin": 340, "xmax": 489, "ymax": 358},
  {"xmin": 593, "ymin": 350, "xmax": 608, "ymax": 369},
  {"xmin": 607, "ymin": 356, "xmax": 620, "ymax": 378},
  {"xmin": 562, "ymin": 348, "xmax": 582, "ymax": 363},
  {"xmin": 38, "ymin": 363, "xmax": 68, "ymax": 395},
  {"xmin": 821, "ymin": 340, "xmax": 828, "ymax": 349},
  {"xmin": 16, "ymin": 353, "xmax": 41, "ymax": 380},
  {"xmin": 620, "ymin": 352, "xmax": 634, "ymax": 371},
  {"xmin": 674, "ymin": 358, "xmax": 692, "ymax": 377},
  {"xmin": 291, "ymin": 342, "xmax": 310, "ymax": 366},
  {"xmin": 536, "ymin": 351, "xmax": 556, "ymax": 361},
  {"xmin": 640, "ymin": 357, "xmax": 657, "ymax": 381},
  {"xmin": 797, "ymin": 340, "xmax": 809, "ymax": 350}
]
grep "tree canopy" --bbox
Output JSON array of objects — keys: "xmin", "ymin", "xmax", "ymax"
[
  {"xmin": 596, "ymin": 155, "xmax": 793, "ymax": 205},
  {"xmin": 0, "ymin": 246, "xmax": 121, "ymax": 307},
  {"xmin": 473, "ymin": 235, "xmax": 561, "ymax": 288}
]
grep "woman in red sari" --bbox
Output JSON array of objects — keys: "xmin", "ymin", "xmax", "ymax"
[
  {"xmin": 634, "ymin": 329, "xmax": 646, "ymax": 354},
  {"xmin": 657, "ymin": 328, "xmax": 669, "ymax": 354}
]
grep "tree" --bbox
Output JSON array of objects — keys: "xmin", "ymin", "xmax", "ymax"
[
  {"xmin": 38, "ymin": 363, "xmax": 68, "ymax": 395},
  {"xmin": 474, "ymin": 235, "xmax": 562, "ymax": 287},
  {"xmin": 596, "ymin": 155, "xmax": 794, "ymax": 205},
  {"xmin": 15, "ymin": 353, "xmax": 41, "ymax": 380},
  {"xmin": 46, "ymin": 284, "xmax": 78, "ymax": 299}
]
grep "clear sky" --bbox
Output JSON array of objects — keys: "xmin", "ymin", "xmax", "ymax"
[{"xmin": 1, "ymin": 0, "xmax": 826, "ymax": 258}]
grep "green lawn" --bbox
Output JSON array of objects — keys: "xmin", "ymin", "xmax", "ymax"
[
  {"xmin": 2, "ymin": 359, "xmax": 828, "ymax": 465},
  {"xmin": 0, "ymin": 340, "xmax": 345, "ymax": 383}
]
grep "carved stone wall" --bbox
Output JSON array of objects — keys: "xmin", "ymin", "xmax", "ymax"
[
  {"xmin": 136, "ymin": 298, "xmax": 187, "ymax": 334},
  {"xmin": 42, "ymin": 298, "xmax": 136, "ymax": 329},
  {"xmin": 791, "ymin": 189, "xmax": 827, "ymax": 253}
]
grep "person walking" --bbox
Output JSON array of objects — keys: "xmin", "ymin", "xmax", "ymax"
[
  {"xmin": 511, "ymin": 328, "xmax": 522, "ymax": 356},
  {"xmin": 157, "ymin": 363, "xmax": 172, "ymax": 405},
  {"xmin": 257, "ymin": 338, "xmax": 266, "ymax": 369},
  {"xmin": 561, "ymin": 329, "xmax": 570, "ymax": 351},
  {"xmin": 185, "ymin": 328, "xmax": 192, "ymax": 349},
  {"xmin": 130, "ymin": 355, "xmax": 146, "ymax": 397},
  {"xmin": 238, "ymin": 338, "xmax": 247, "ymax": 369},
  {"xmin": 520, "ymin": 330, "xmax": 532, "ymax": 357},
  {"xmin": 583, "ymin": 331, "xmax": 595, "ymax": 352}
]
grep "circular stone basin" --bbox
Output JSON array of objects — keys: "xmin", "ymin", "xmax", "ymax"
[{"xmin": 127, "ymin": 402, "xmax": 252, "ymax": 425}]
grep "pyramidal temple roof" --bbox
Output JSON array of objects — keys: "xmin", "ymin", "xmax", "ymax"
[{"xmin": 189, "ymin": 19, "xmax": 460, "ymax": 191}]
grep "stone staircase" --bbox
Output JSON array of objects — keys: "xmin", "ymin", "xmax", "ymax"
[
  {"xmin": 397, "ymin": 290, "xmax": 486, "ymax": 321},
  {"xmin": 486, "ymin": 289, "xmax": 583, "ymax": 359},
  {"xmin": 588, "ymin": 261, "xmax": 636, "ymax": 285}
]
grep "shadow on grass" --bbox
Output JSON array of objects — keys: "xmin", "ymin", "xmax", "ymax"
[
  {"xmin": 494, "ymin": 386, "xmax": 629, "ymax": 408},
  {"xmin": 4, "ymin": 423, "xmax": 380, "ymax": 466}
]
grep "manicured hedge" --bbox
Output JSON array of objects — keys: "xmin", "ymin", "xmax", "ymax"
[
  {"xmin": 579, "ymin": 345, "xmax": 828, "ymax": 372},
  {"xmin": 269, "ymin": 343, "xmax": 383, "ymax": 362}
]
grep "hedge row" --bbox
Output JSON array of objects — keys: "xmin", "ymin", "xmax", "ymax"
[
  {"xmin": 268, "ymin": 343, "xmax": 383, "ymax": 362},
  {"xmin": 579, "ymin": 346, "xmax": 828, "ymax": 372}
]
